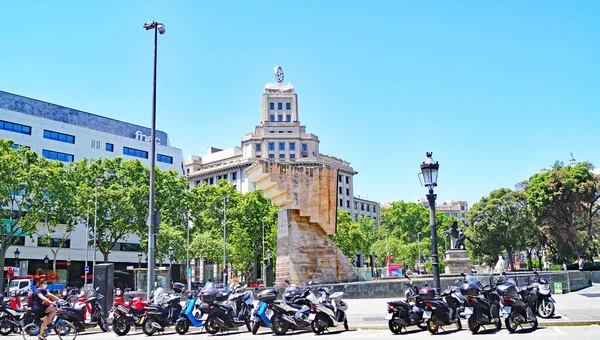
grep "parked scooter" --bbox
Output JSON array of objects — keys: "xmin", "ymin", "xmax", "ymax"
[
  {"xmin": 529, "ymin": 271, "xmax": 556, "ymax": 318},
  {"xmin": 203, "ymin": 284, "xmax": 254, "ymax": 334},
  {"xmin": 309, "ymin": 287, "xmax": 349, "ymax": 335},
  {"xmin": 0, "ymin": 294, "xmax": 22, "ymax": 335},
  {"xmin": 420, "ymin": 285, "xmax": 462, "ymax": 334},
  {"xmin": 268, "ymin": 282, "xmax": 315, "ymax": 335},
  {"xmin": 141, "ymin": 286, "xmax": 183, "ymax": 335},
  {"xmin": 111, "ymin": 293, "xmax": 149, "ymax": 336},
  {"xmin": 496, "ymin": 273, "xmax": 538, "ymax": 333},
  {"xmin": 460, "ymin": 273, "xmax": 501, "ymax": 333},
  {"xmin": 385, "ymin": 274, "xmax": 427, "ymax": 334},
  {"xmin": 60, "ymin": 287, "xmax": 109, "ymax": 332},
  {"xmin": 251, "ymin": 288, "xmax": 277, "ymax": 334},
  {"xmin": 175, "ymin": 283, "xmax": 211, "ymax": 334}
]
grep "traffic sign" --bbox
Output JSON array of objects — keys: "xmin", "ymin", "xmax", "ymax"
[
  {"xmin": 85, "ymin": 265, "xmax": 89, "ymax": 273},
  {"xmin": 386, "ymin": 255, "xmax": 393, "ymax": 262}
]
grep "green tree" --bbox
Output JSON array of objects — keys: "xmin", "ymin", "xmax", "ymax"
[
  {"xmin": 526, "ymin": 162, "xmax": 600, "ymax": 261},
  {"xmin": 0, "ymin": 139, "xmax": 43, "ymax": 284},
  {"xmin": 331, "ymin": 210, "xmax": 365, "ymax": 258}
]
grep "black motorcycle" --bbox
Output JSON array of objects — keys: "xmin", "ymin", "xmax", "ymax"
[
  {"xmin": 269, "ymin": 284, "xmax": 315, "ymax": 335},
  {"xmin": 141, "ymin": 292, "xmax": 182, "ymax": 336},
  {"xmin": 496, "ymin": 274, "xmax": 538, "ymax": 333},
  {"xmin": 460, "ymin": 273, "xmax": 501, "ymax": 333},
  {"xmin": 60, "ymin": 290, "xmax": 109, "ymax": 333},
  {"xmin": 203, "ymin": 284, "xmax": 253, "ymax": 334},
  {"xmin": 420, "ymin": 285, "xmax": 462, "ymax": 334},
  {"xmin": 529, "ymin": 271, "xmax": 555, "ymax": 318},
  {"xmin": 386, "ymin": 274, "xmax": 427, "ymax": 334}
]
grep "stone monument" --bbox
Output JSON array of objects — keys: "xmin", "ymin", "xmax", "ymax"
[
  {"xmin": 443, "ymin": 221, "xmax": 474, "ymax": 275},
  {"xmin": 246, "ymin": 161, "xmax": 358, "ymax": 286}
]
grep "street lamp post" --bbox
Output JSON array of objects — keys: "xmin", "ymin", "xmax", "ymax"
[
  {"xmin": 44, "ymin": 255, "xmax": 49, "ymax": 278},
  {"xmin": 85, "ymin": 199, "xmax": 92, "ymax": 289},
  {"xmin": 168, "ymin": 246, "xmax": 174, "ymax": 288},
  {"xmin": 143, "ymin": 20, "xmax": 166, "ymax": 300},
  {"xmin": 223, "ymin": 196, "xmax": 229, "ymax": 286},
  {"xmin": 93, "ymin": 177, "xmax": 102, "ymax": 287},
  {"xmin": 265, "ymin": 249, "xmax": 272, "ymax": 287},
  {"xmin": 66, "ymin": 258, "xmax": 71, "ymax": 286},
  {"xmin": 14, "ymin": 248, "xmax": 20, "ymax": 268},
  {"xmin": 262, "ymin": 217, "xmax": 266, "ymax": 282},
  {"xmin": 186, "ymin": 215, "xmax": 191, "ymax": 291},
  {"xmin": 417, "ymin": 232, "xmax": 422, "ymax": 274},
  {"xmin": 138, "ymin": 252, "xmax": 143, "ymax": 269},
  {"xmin": 419, "ymin": 152, "xmax": 440, "ymax": 289},
  {"xmin": 385, "ymin": 229, "xmax": 389, "ymax": 266}
]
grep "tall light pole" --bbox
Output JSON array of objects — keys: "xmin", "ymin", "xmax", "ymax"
[
  {"xmin": 223, "ymin": 196, "xmax": 229, "ymax": 286},
  {"xmin": 14, "ymin": 248, "xmax": 20, "ymax": 269},
  {"xmin": 85, "ymin": 199, "xmax": 92, "ymax": 289},
  {"xmin": 44, "ymin": 255, "xmax": 49, "ymax": 278},
  {"xmin": 143, "ymin": 20, "xmax": 165, "ymax": 300},
  {"xmin": 186, "ymin": 214, "xmax": 191, "ymax": 291},
  {"xmin": 417, "ymin": 232, "xmax": 422, "ymax": 274},
  {"xmin": 93, "ymin": 177, "xmax": 102, "ymax": 287},
  {"xmin": 66, "ymin": 258, "xmax": 71, "ymax": 287},
  {"xmin": 385, "ymin": 229, "xmax": 389, "ymax": 266},
  {"xmin": 168, "ymin": 246, "xmax": 174, "ymax": 288},
  {"xmin": 262, "ymin": 216, "xmax": 266, "ymax": 282},
  {"xmin": 419, "ymin": 152, "xmax": 440, "ymax": 289}
]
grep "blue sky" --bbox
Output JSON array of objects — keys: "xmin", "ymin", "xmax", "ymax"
[{"xmin": 1, "ymin": 1, "xmax": 599, "ymax": 207}]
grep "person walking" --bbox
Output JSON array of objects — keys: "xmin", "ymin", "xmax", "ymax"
[{"xmin": 579, "ymin": 257, "xmax": 584, "ymax": 271}]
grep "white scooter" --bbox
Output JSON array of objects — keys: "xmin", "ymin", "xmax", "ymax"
[{"xmin": 308, "ymin": 287, "xmax": 348, "ymax": 335}]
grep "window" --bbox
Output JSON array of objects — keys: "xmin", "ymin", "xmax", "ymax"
[
  {"xmin": 268, "ymin": 143, "xmax": 275, "ymax": 151},
  {"xmin": 338, "ymin": 175, "xmax": 342, "ymax": 182},
  {"xmin": 279, "ymin": 131, "xmax": 284, "ymax": 133},
  {"xmin": 354, "ymin": 214, "xmax": 358, "ymax": 221},
  {"xmin": 288, "ymin": 130, "xmax": 293, "ymax": 133},
  {"xmin": 289, "ymin": 143, "xmax": 295, "ymax": 151},
  {"xmin": 90, "ymin": 140, "xmax": 100, "ymax": 149},
  {"xmin": 269, "ymin": 115, "xmax": 275, "ymax": 122},
  {"xmin": 157, "ymin": 154, "xmax": 173, "ymax": 164},
  {"xmin": 373, "ymin": 205, "xmax": 377, "ymax": 213},
  {"xmin": 361, "ymin": 203, "xmax": 365, "ymax": 211},
  {"xmin": 105, "ymin": 143, "xmax": 114, "ymax": 152},
  {"xmin": 43, "ymin": 130, "xmax": 75, "ymax": 144},
  {"xmin": 0, "ymin": 120, "xmax": 31, "ymax": 135},
  {"xmin": 444, "ymin": 212, "xmax": 450, "ymax": 216},
  {"xmin": 270, "ymin": 103, "xmax": 275, "ymax": 110},
  {"xmin": 290, "ymin": 154, "xmax": 295, "ymax": 160},
  {"xmin": 269, "ymin": 154, "xmax": 275, "ymax": 160},
  {"xmin": 117, "ymin": 243, "xmax": 141, "ymax": 252},
  {"xmin": 42, "ymin": 149, "xmax": 74, "ymax": 162},
  {"xmin": 123, "ymin": 147, "xmax": 148, "ymax": 159},
  {"xmin": 286, "ymin": 115, "xmax": 291, "ymax": 122},
  {"xmin": 301, "ymin": 144, "xmax": 308, "ymax": 151},
  {"xmin": 278, "ymin": 103, "xmax": 283, "ymax": 110},
  {"xmin": 286, "ymin": 102, "xmax": 291, "ymax": 110},
  {"xmin": 451, "ymin": 212, "xmax": 458, "ymax": 217},
  {"xmin": 461, "ymin": 213, "xmax": 465, "ymax": 218},
  {"xmin": 38, "ymin": 237, "xmax": 71, "ymax": 248},
  {"xmin": 279, "ymin": 142, "xmax": 285, "ymax": 151},
  {"xmin": 209, "ymin": 178, "xmax": 214, "ymax": 185},
  {"xmin": 255, "ymin": 144, "xmax": 261, "ymax": 152},
  {"xmin": 11, "ymin": 144, "xmax": 30, "ymax": 150},
  {"xmin": 278, "ymin": 115, "xmax": 283, "ymax": 122},
  {"xmin": 367, "ymin": 205, "xmax": 370, "ymax": 212},
  {"xmin": 232, "ymin": 172, "xmax": 237, "ymax": 180},
  {"xmin": 346, "ymin": 188, "xmax": 350, "ymax": 196},
  {"xmin": 339, "ymin": 199, "xmax": 343, "ymax": 207},
  {"xmin": 354, "ymin": 202, "xmax": 358, "ymax": 209},
  {"xmin": 279, "ymin": 154, "xmax": 285, "ymax": 160},
  {"xmin": 460, "ymin": 206, "xmax": 465, "ymax": 211},
  {"xmin": 339, "ymin": 187, "xmax": 343, "ymax": 194},
  {"xmin": 346, "ymin": 176, "xmax": 349, "ymax": 184},
  {"xmin": 347, "ymin": 200, "xmax": 350, "ymax": 208}
]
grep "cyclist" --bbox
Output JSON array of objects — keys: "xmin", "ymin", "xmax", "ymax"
[{"xmin": 32, "ymin": 279, "xmax": 60, "ymax": 339}]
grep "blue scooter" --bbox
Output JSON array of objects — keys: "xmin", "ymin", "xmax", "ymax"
[
  {"xmin": 175, "ymin": 283, "xmax": 214, "ymax": 334},
  {"xmin": 251, "ymin": 289, "xmax": 278, "ymax": 334}
]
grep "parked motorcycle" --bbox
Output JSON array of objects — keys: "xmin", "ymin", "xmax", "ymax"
[
  {"xmin": 0, "ymin": 296, "xmax": 22, "ymax": 335},
  {"xmin": 60, "ymin": 287, "xmax": 109, "ymax": 333},
  {"xmin": 140, "ymin": 287, "xmax": 183, "ymax": 335},
  {"xmin": 251, "ymin": 288, "xmax": 277, "ymax": 334},
  {"xmin": 111, "ymin": 294, "xmax": 149, "ymax": 336},
  {"xmin": 203, "ymin": 284, "xmax": 254, "ymax": 335},
  {"xmin": 420, "ymin": 285, "xmax": 462, "ymax": 334},
  {"xmin": 309, "ymin": 287, "xmax": 348, "ymax": 335},
  {"xmin": 460, "ymin": 273, "xmax": 501, "ymax": 333},
  {"xmin": 385, "ymin": 274, "xmax": 427, "ymax": 334},
  {"xmin": 175, "ymin": 283, "xmax": 210, "ymax": 334},
  {"xmin": 496, "ymin": 273, "xmax": 538, "ymax": 333},
  {"xmin": 529, "ymin": 271, "xmax": 555, "ymax": 318},
  {"xmin": 268, "ymin": 282, "xmax": 315, "ymax": 335}
]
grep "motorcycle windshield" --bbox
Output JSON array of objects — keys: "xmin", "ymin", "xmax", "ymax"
[
  {"xmin": 306, "ymin": 291, "xmax": 320, "ymax": 305},
  {"xmin": 201, "ymin": 282, "xmax": 215, "ymax": 292},
  {"xmin": 225, "ymin": 283, "xmax": 235, "ymax": 294},
  {"xmin": 464, "ymin": 275, "xmax": 479, "ymax": 284}
]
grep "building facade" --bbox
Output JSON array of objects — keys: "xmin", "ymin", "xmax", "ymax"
[
  {"xmin": 417, "ymin": 198, "xmax": 469, "ymax": 226},
  {"xmin": 0, "ymin": 90, "xmax": 184, "ymax": 283},
  {"xmin": 185, "ymin": 68, "xmax": 380, "ymax": 225}
]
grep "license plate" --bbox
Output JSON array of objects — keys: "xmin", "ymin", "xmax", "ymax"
[
  {"xmin": 384, "ymin": 313, "xmax": 393, "ymax": 320},
  {"xmin": 201, "ymin": 314, "xmax": 208, "ymax": 321},
  {"xmin": 266, "ymin": 309, "xmax": 274, "ymax": 319},
  {"xmin": 423, "ymin": 311, "xmax": 432, "ymax": 319},
  {"xmin": 465, "ymin": 307, "xmax": 473, "ymax": 315},
  {"xmin": 308, "ymin": 313, "xmax": 316, "ymax": 321}
]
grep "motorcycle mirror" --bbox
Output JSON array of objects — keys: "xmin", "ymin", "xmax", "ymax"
[
  {"xmin": 460, "ymin": 273, "xmax": 466, "ymax": 277},
  {"xmin": 95, "ymin": 287, "xmax": 99, "ymax": 291}
]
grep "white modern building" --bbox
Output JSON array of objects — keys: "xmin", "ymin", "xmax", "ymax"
[
  {"xmin": 185, "ymin": 67, "xmax": 381, "ymax": 225},
  {"xmin": 0, "ymin": 89, "xmax": 184, "ymax": 285}
]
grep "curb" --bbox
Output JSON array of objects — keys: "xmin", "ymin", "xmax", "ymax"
[{"xmin": 348, "ymin": 320, "xmax": 600, "ymax": 331}]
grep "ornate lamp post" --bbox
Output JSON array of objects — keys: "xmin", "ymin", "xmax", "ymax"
[
  {"xmin": 222, "ymin": 196, "xmax": 229, "ymax": 286},
  {"xmin": 417, "ymin": 232, "xmax": 422, "ymax": 274},
  {"xmin": 138, "ymin": 252, "xmax": 143, "ymax": 269},
  {"xmin": 419, "ymin": 152, "xmax": 440, "ymax": 289},
  {"xmin": 14, "ymin": 248, "xmax": 20, "ymax": 268},
  {"xmin": 168, "ymin": 246, "xmax": 174, "ymax": 287},
  {"xmin": 44, "ymin": 255, "xmax": 49, "ymax": 278}
]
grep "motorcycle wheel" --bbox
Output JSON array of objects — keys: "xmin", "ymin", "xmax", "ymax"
[
  {"xmin": 204, "ymin": 318, "xmax": 220, "ymax": 335},
  {"xmin": 251, "ymin": 320, "xmax": 261, "ymax": 335},
  {"xmin": 112, "ymin": 318, "xmax": 130, "ymax": 336},
  {"xmin": 141, "ymin": 317, "xmax": 157, "ymax": 336},
  {"xmin": 0, "ymin": 316, "xmax": 14, "ymax": 336},
  {"xmin": 538, "ymin": 301, "xmax": 555, "ymax": 318},
  {"xmin": 271, "ymin": 314, "xmax": 289, "ymax": 335},
  {"xmin": 175, "ymin": 319, "xmax": 189, "ymax": 335},
  {"xmin": 99, "ymin": 317, "xmax": 109, "ymax": 332},
  {"xmin": 467, "ymin": 316, "xmax": 479, "ymax": 334},
  {"xmin": 311, "ymin": 314, "xmax": 327, "ymax": 335},
  {"xmin": 505, "ymin": 313, "xmax": 518, "ymax": 333},
  {"xmin": 388, "ymin": 320, "xmax": 401, "ymax": 334},
  {"xmin": 427, "ymin": 316, "xmax": 439, "ymax": 334},
  {"xmin": 245, "ymin": 314, "xmax": 252, "ymax": 333}
]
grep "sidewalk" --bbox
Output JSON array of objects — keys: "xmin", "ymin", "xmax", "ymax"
[{"xmin": 343, "ymin": 284, "xmax": 600, "ymax": 329}]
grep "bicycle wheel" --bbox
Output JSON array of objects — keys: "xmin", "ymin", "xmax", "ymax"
[
  {"xmin": 54, "ymin": 320, "xmax": 77, "ymax": 340},
  {"xmin": 22, "ymin": 323, "xmax": 40, "ymax": 340}
]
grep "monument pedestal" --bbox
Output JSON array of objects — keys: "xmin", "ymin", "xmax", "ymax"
[{"xmin": 444, "ymin": 249, "xmax": 473, "ymax": 275}]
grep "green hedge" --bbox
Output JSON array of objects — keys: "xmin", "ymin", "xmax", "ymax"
[{"xmin": 548, "ymin": 262, "xmax": 600, "ymax": 271}]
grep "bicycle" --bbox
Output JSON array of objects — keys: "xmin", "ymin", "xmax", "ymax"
[{"xmin": 21, "ymin": 302, "xmax": 77, "ymax": 340}]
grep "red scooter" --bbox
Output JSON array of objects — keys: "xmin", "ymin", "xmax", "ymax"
[{"xmin": 111, "ymin": 292, "xmax": 150, "ymax": 336}]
